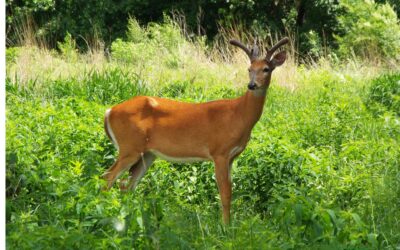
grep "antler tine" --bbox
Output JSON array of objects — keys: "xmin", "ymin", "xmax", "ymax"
[
  {"xmin": 265, "ymin": 37, "xmax": 289, "ymax": 61},
  {"xmin": 230, "ymin": 39, "xmax": 253, "ymax": 61}
]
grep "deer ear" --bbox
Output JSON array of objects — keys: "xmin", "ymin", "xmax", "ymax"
[{"xmin": 271, "ymin": 51, "xmax": 286, "ymax": 67}]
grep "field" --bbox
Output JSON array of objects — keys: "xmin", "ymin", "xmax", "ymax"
[{"xmin": 5, "ymin": 22, "xmax": 400, "ymax": 249}]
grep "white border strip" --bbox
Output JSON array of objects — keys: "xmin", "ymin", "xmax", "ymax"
[{"xmin": 1, "ymin": 0, "xmax": 7, "ymax": 247}]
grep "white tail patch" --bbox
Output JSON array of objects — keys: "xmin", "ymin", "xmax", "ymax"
[{"xmin": 105, "ymin": 109, "xmax": 119, "ymax": 150}]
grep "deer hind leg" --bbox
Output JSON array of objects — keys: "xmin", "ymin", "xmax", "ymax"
[
  {"xmin": 213, "ymin": 155, "xmax": 232, "ymax": 225},
  {"xmin": 103, "ymin": 152, "xmax": 141, "ymax": 190},
  {"xmin": 120, "ymin": 152, "xmax": 156, "ymax": 191}
]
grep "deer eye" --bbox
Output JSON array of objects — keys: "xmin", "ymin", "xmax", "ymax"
[{"xmin": 263, "ymin": 67, "xmax": 270, "ymax": 73}]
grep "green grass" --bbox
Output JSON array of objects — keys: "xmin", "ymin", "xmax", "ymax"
[{"xmin": 5, "ymin": 28, "xmax": 400, "ymax": 248}]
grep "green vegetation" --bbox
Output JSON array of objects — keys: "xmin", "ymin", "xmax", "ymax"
[
  {"xmin": 335, "ymin": 0, "xmax": 400, "ymax": 60},
  {"xmin": 6, "ymin": 0, "xmax": 400, "ymax": 59},
  {"xmin": 5, "ymin": 6, "xmax": 400, "ymax": 250},
  {"xmin": 366, "ymin": 73, "xmax": 400, "ymax": 116}
]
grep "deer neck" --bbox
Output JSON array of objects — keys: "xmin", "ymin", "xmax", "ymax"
[{"xmin": 237, "ymin": 87, "xmax": 268, "ymax": 130}]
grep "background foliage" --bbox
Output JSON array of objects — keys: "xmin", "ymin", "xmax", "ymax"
[
  {"xmin": 335, "ymin": 0, "xmax": 400, "ymax": 60},
  {"xmin": 6, "ymin": 65, "xmax": 400, "ymax": 249},
  {"xmin": 5, "ymin": 0, "xmax": 400, "ymax": 249},
  {"xmin": 6, "ymin": 0, "xmax": 400, "ymax": 58}
]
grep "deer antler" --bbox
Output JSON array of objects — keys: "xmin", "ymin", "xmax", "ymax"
[
  {"xmin": 230, "ymin": 39, "xmax": 259, "ymax": 62},
  {"xmin": 265, "ymin": 37, "xmax": 289, "ymax": 61}
]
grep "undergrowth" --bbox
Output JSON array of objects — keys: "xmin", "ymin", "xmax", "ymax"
[{"xmin": 5, "ymin": 18, "xmax": 400, "ymax": 249}]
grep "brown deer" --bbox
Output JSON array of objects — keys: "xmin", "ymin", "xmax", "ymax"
[{"xmin": 103, "ymin": 37, "xmax": 289, "ymax": 224}]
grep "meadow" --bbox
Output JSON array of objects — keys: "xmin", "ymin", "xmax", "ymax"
[{"xmin": 5, "ymin": 19, "xmax": 400, "ymax": 249}]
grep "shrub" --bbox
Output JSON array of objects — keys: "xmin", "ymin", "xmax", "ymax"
[
  {"xmin": 57, "ymin": 32, "xmax": 79, "ymax": 62},
  {"xmin": 6, "ymin": 20, "xmax": 400, "ymax": 248},
  {"xmin": 126, "ymin": 18, "xmax": 146, "ymax": 43},
  {"xmin": 111, "ymin": 16, "xmax": 186, "ymax": 67},
  {"xmin": 335, "ymin": 0, "xmax": 400, "ymax": 61},
  {"xmin": 6, "ymin": 47, "xmax": 21, "ymax": 64},
  {"xmin": 366, "ymin": 72, "xmax": 400, "ymax": 116},
  {"xmin": 299, "ymin": 30, "xmax": 324, "ymax": 59},
  {"xmin": 110, "ymin": 38, "xmax": 153, "ymax": 64}
]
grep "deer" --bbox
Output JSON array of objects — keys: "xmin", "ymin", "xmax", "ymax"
[{"xmin": 103, "ymin": 37, "xmax": 289, "ymax": 224}]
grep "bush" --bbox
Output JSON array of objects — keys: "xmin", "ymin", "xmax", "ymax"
[
  {"xmin": 6, "ymin": 23, "xmax": 400, "ymax": 247},
  {"xmin": 57, "ymin": 32, "xmax": 79, "ymax": 62},
  {"xmin": 111, "ymin": 38, "xmax": 152, "ymax": 64},
  {"xmin": 6, "ymin": 47, "xmax": 21, "ymax": 64},
  {"xmin": 366, "ymin": 72, "xmax": 400, "ymax": 116},
  {"xmin": 111, "ymin": 16, "xmax": 186, "ymax": 67},
  {"xmin": 299, "ymin": 30, "xmax": 324, "ymax": 59},
  {"xmin": 335, "ymin": 0, "xmax": 400, "ymax": 61},
  {"xmin": 7, "ymin": 67, "xmax": 400, "ymax": 248}
]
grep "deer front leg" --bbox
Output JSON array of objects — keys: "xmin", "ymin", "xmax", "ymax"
[{"xmin": 213, "ymin": 156, "xmax": 232, "ymax": 225}]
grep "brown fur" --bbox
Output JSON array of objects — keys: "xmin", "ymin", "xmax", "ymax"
[{"xmin": 103, "ymin": 41, "xmax": 288, "ymax": 224}]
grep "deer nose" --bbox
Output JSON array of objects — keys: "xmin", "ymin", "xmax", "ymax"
[{"xmin": 248, "ymin": 82, "xmax": 257, "ymax": 90}]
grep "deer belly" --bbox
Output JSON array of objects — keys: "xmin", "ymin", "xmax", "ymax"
[{"xmin": 149, "ymin": 150, "xmax": 209, "ymax": 163}]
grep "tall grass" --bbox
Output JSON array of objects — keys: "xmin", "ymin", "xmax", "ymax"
[{"xmin": 6, "ymin": 17, "xmax": 400, "ymax": 249}]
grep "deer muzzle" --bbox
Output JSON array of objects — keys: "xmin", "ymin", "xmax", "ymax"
[{"xmin": 248, "ymin": 82, "xmax": 257, "ymax": 90}]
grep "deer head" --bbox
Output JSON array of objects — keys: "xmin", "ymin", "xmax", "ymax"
[{"xmin": 230, "ymin": 37, "xmax": 289, "ymax": 90}]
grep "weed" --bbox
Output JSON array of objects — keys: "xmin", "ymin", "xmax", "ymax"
[{"xmin": 5, "ymin": 20, "xmax": 400, "ymax": 249}]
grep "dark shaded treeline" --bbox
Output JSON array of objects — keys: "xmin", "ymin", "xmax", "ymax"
[{"xmin": 5, "ymin": 0, "xmax": 400, "ymax": 56}]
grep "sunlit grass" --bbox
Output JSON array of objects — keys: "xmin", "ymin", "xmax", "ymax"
[{"xmin": 5, "ymin": 19, "xmax": 400, "ymax": 249}]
